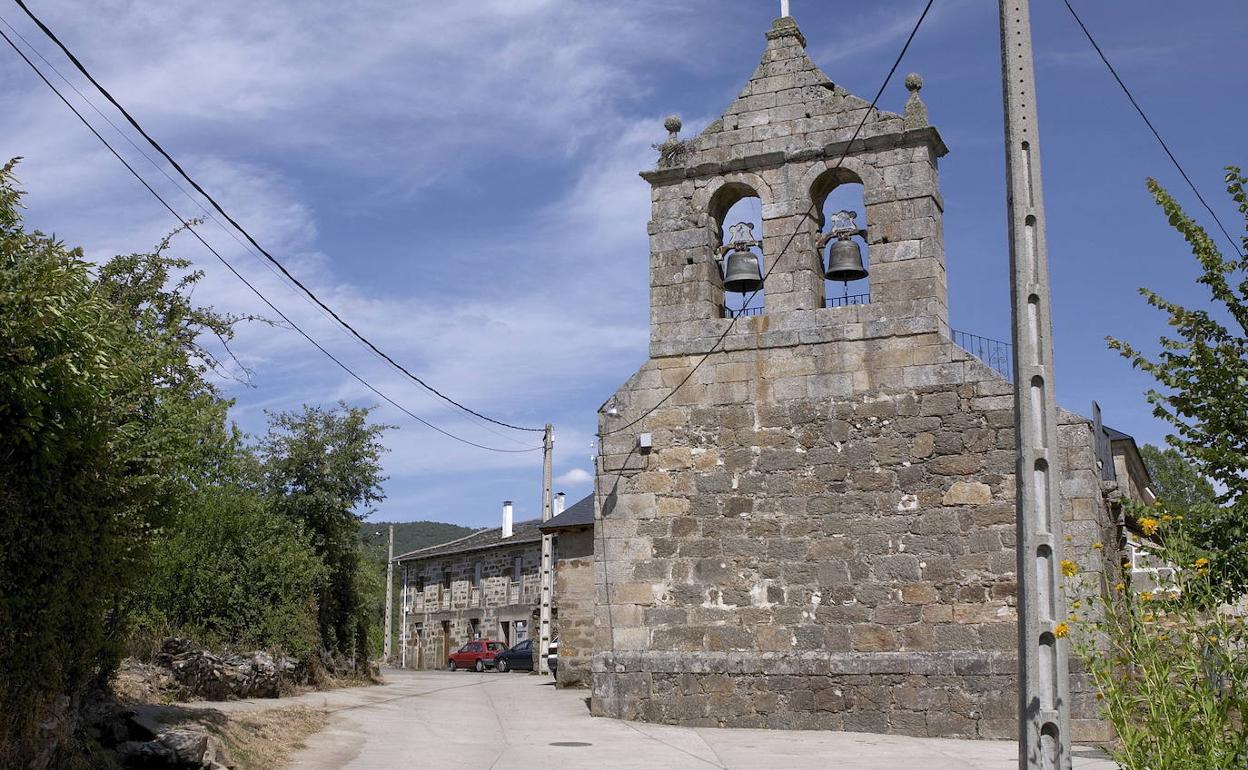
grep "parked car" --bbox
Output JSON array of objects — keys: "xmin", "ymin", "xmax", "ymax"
[
  {"xmin": 547, "ymin": 637, "xmax": 558, "ymax": 678},
  {"xmin": 493, "ymin": 639, "xmax": 534, "ymax": 673},
  {"xmin": 448, "ymin": 640, "xmax": 506, "ymax": 672}
]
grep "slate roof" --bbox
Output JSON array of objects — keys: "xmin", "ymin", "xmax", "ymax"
[
  {"xmin": 539, "ymin": 494, "xmax": 594, "ymax": 533},
  {"xmin": 393, "ymin": 518, "xmax": 544, "ymax": 563}
]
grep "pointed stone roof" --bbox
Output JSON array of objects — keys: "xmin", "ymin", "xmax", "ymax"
[{"xmin": 646, "ymin": 17, "xmax": 940, "ymax": 180}]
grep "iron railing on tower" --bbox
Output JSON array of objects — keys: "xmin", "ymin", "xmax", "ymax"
[{"xmin": 952, "ymin": 329, "xmax": 1013, "ymax": 383}]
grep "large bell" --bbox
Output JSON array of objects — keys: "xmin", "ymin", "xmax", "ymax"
[
  {"xmin": 723, "ymin": 248, "xmax": 763, "ymax": 293},
  {"xmin": 824, "ymin": 237, "xmax": 868, "ymax": 283}
]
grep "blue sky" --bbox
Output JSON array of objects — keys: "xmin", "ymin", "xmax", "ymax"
[{"xmin": 1, "ymin": 0, "xmax": 1244, "ymax": 528}]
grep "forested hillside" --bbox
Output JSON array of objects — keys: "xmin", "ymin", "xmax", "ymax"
[{"xmin": 359, "ymin": 521, "xmax": 475, "ymax": 561}]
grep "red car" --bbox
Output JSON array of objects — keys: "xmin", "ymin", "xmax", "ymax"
[{"xmin": 448, "ymin": 640, "xmax": 506, "ymax": 672}]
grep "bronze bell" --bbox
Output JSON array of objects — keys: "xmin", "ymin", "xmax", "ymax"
[
  {"xmin": 825, "ymin": 237, "xmax": 868, "ymax": 283},
  {"xmin": 723, "ymin": 247, "xmax": 763, "ymax": 293}
]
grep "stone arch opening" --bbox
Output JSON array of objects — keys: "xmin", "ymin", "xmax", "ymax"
[
  {"xmin": 709, "ymin": 182, "xmax": 765, "ymax": 318},
  {"xmin": 811, "ymin": 168, "xmax": 870, "ymax": 308}
]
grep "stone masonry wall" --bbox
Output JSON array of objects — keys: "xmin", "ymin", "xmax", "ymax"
[
  {"xmin": 553, "ymin": 526, "xmax": 596, "ymax": 688},
  {"xmin": 591, "ymin": 15, "xmax": 1122, "ymax": 741},
  {"xmin": 593, "ymin": 345, "xmax": 1120, "ymax": 739},
  {"xmin": 400, "ymin": 540, "xmax": 542, "ymax": 669}
]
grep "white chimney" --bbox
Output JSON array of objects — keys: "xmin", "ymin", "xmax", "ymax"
[
  {"xmin": 501, "ymin": 500, "xmax": 513, "ymax": 538},
  {"xmin": 554, "ymin": 492, "xmax": 566, "ymax": 516}
]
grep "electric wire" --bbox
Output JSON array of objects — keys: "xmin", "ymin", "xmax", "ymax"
[
  {"xmin": 0, "ymin": 24, "xmax": 541, "ymax": 454},
  {"xmin": 601, "ymin": 0, "xmax": 935, "ymax": 437},
  {"xmin": 11, "ymin": 0, "xmax": 546, "ymax": 433},
  {"xmin": 1061, "ymin": 0, "xmax": 1244, "ymax": 260},
  {"xmin": 0, "ymin": 12, "xmax": 538, "ymax": 451}
]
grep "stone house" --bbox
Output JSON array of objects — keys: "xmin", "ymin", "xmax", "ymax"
[
  {"xmin": 589, "ymin": 15, "xmax": 1150, "ymax": 741},
  {"xmin": 540, "ymin": 494, "xmax": 597, "ymax": 688},
  {"xmin": 396, "ymin": 500, "xmax": 551, "ymax": 670}
]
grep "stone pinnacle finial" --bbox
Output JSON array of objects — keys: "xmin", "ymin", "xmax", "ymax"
[
  {"xmin": 904, "ymin": 72, "xmax": 928, "ymax": 129},
  {"xmin": 664, "ymin": 115, "xmax": 682, "ymax": 140}
]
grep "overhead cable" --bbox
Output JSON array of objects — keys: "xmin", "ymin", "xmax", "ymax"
[
  {"xmin": 1061, "ymin": 0, "xmax": 1244, "ymax": 259},
  {"xmin": 602, "ymin": 0, "xmax": 935, "ymax": 437},
  {"xmin": 0, "ymin": 23, "xmax": 541, "ymax": 454},
  {"xmin": 11, "ymin": 0, "xmax": 546, "ymax": 433}
]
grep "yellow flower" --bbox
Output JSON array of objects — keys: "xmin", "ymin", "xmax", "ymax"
[
  {"xmin": 1071, "ymin": 600, "xmax": 1082, "ymax": 609},
  {"xmin": 1161, "ymin": 514, "xmax": 1173, "ymax": 522},
  {"xmin": 1092, "ymin": 542, "xmax": 1104, "ymax": 550},
  {"xmin": 1054, "ymin": 622, "xmax": 1070, "ymax": 638},
  {"xmin": 1069, "ymin": 613, "xmax": 1080, "ymax": 622},
  {"xmin": 1139, "ymin": 517, "xmax": 1160, "ymax": 536},
  {"xmin": 1095, "ymin": 692, "xmax": 1104, "ymax": 701},
  {"xmin": 1141, "ymin": 591, "xmax": 1154, "ymax": 602},
  {"xmin": 1195, "ymin": 557, "xmax": 1210, "ymax": 570},
  {"xmin": 1060, "ymin": 559, "xmax": 1078, "ymax": 577},
  {"xmin": 1143, "ymin": 614, "xmax": 1155, "ymax": 622},
  {"xmin": 1114, "ymin": 582, "xmax": 1125, "ymax": 592}
]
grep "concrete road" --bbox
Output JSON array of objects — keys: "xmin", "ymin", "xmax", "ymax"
[{"xmin": 272, "ymin": 669, "xmax": 1115, "ymax": 770}]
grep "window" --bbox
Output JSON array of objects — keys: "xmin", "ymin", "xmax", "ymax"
[
  {"xmin": 473, "ymin": 562, "xmax": 482, "ymax": 587},
  {"xmin": 442, "ymin": 569, "xmax": 451, "ymax": 589},
  {"xmin": 811, "ymin": 169, "xmax": 869, "ymax": 308},
  {"xmin": 415, "ymin": 573, "xmax": 424, "ymax": 593},
  {"xmin": 512, "ymin": 555, "xmax": 523, "ymax": 582},
  {"xmin": 488, "ymin": 642, "xmax": 505, "ymax": 652},
  {"xmin": 714, "ymin": 189, "xmax": 765, "ymax": 318}
]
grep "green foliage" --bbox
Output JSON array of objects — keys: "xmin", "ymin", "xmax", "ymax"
[
  {"xmin": 1067, "ymin": 509, "xmax": 1248, "ymax": 769},
  {"xmin": 136, "ymin": 484, "xmax": 325, "ymax": 657},
  {"xmin": 358, "ymin": 520, "xmax": 475, "ymax": 562},
  {"xmin": 1139, "ymin": 443, "xmax": 1218, "ymax": 510},
  {"xmin": 1109, "ymin": 170, "xmax": 1248, "ymax": 602},
  {"xmin": 0, "ymin": 159, "xmax": 241, "ymax": 766},
  {"xmin": 260, "ymin": 404, "xmax": 393, "ymax": 663}
]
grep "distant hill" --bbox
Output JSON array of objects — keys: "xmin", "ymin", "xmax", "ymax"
[{"xmin": 359, "ymin": 520, "xmax": 476, "ymax": 562}]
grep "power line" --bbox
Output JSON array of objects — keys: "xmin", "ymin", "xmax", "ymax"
[
  {"xmin": 602, "ymin": 0, "xmax": 935, "ymax": 437},
  {"xmin": 0, "ymin": 24, "xmax": 541, "ymax": 454},
  {"xmin": 1061, "ymin": 0, "xmax": 1244, "ymax": 260},
  {"xmin": 11, "ymin": 0, "xmax": 546, "ymax": 434},
  {"xmin": 0, "ymin": 13, "xmax": 539, "ymax": 453}
]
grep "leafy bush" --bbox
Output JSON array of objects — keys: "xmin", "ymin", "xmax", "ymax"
[
  {"xmin": 1066, "ymin": 510, "xmax": 1248, "ymax": 769},
  {"xmin": 0, "ymin": 159, "xmax": 237, "ymax": 767},
  {"xmin": 136, "ymin": 485, "xmax": 325, "ymax": 657}
]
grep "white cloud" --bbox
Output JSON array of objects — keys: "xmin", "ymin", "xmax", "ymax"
[{"xmin": 555, "ymin": 468, "xmax": 593, "ymax": 486}]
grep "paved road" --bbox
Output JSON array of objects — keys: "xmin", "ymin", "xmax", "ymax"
[{"xmin": 265, "ymin": 669, "xmax": 1114, "ymax": 770}]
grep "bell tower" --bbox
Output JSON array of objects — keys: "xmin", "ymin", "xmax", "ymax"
[{"xmin": 640, "ymin": 15, "xmax": 948, "ymax": 358}]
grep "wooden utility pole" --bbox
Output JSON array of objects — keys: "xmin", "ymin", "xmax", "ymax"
[
  {"xmin": 384, "ymin": 524, "xmax": 394, "ymax": 663},
  {"xmin": 537, "ymin": 424, "xmax": 555, "ymax": 674},
  {"xmin": 1000, "ymin": 2, "xmax": 1072, "ymax": 768}
]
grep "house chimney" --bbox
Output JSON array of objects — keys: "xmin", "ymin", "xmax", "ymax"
[
  {"xmin": 501, "ymin": 500, "xmax": 513, "ymax": 538},
  {"xmin": 554, "ymin": 492, "xmax": 566, "ymax": 516}
]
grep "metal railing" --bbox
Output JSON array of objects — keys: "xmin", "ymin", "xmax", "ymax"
[
  {"xmin": 826, "ymin": 292, "xmax": 870, "ymax": 308},
  {"xmin": 723, "ymin": 304, "xmax": 764, "ymax": 318},
  {"xmin": 952, "ymin": 329, "xmax": 1013, "ymax": 382}
]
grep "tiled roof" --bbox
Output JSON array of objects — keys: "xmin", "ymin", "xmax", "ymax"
[
  {"xmin": 393, "ymin": 518, "xmax": 543, "ymax": 562},
  {"xmin": 539, "ymin": 494, "xmax": 594, "ymax": 533}
]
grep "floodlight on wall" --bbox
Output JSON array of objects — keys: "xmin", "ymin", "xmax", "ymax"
[{"xmin": 820, "ymin": 209, "xmax": 868, "ymax": 284}]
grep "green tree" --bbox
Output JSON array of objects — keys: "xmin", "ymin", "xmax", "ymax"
[
  {"xmin": 1109, "ymin": 168, "xmax": 1248, "ymax": 600},
  {"xmin": 260, "ymin": 404, "xmax": 392, "ymax": 664},
  {"xmin": 137, "ymin": 484, "xmax": 326, "ymax": 657},
  {"xmin": 0, "ymin": 160, "xmax": 243, "ymax": 767},
  {"xmin": 1139, "ymin": 443, "xmax": 1218, "ymax": 510}
]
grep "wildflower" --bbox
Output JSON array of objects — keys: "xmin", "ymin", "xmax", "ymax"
[
  {"xmin": 1092, "ymin": 542, "xmax": 1104, "ymax": 550},
  {"xmin": 1114, "ymin": 582, "xmax": 1125, "ymax": 592},
  {"xmin": 1195, "ymin": 557, "xmax": 1210, "ymax": 570},
  {"xmin": 1143, "ymin": 614, "xmax": 1155, "ymax": 622},
  {"xmin": 1095, "ymin": 692, "xmax": 1104, "ymax": 701},
  {"xmin": 1054, "ymin": 622, "xmax": 1070, "ymax": 638},
  {"xmin": 1161, "ymin": 514, "xmax": 1173, "ymax": 522},
  {"xmin": 1141, "ymin": 591, "xmax": 1154, "ymax": 602},
  {"xmin": 1060, "ymin": 559, "xmax": 1078, "ymax": 577},
  {"xmin": 1071, "ymin": 600, "xmax": 1082, "ymax": 610},
  {"xmin": 1139, "ymin": 517, "xmax": 1160, "ymax": 536},
  {"xmin": 1069, "ymin": 613, "xmax": 1080, "ymax": 622}
]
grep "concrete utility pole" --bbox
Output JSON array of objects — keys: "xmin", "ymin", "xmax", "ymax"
[
  {"xmin": 538, "ymin": 424, "xmax": 555, "ymax": 674},
  {"xmin": 400, "ymin": 566, "xmax": 408, "ymax": 669},
  {"xmin": 384, "ymin": 524, "xmax": 394, "ymax": 663},
  {"xmin": 1000, "ymin": 2, "xmax": 1072, "ymax": 768}
]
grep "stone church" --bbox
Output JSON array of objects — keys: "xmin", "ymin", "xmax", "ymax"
[{"xmin": 588, "ymin": 15, "xmax": 1140, "ymax": 740}]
